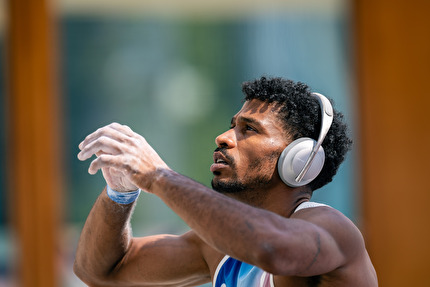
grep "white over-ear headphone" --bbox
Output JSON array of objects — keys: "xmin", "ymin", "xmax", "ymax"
[{"xmin": 277, "ymin": 92, "xmax": 334, "ymax": 187}]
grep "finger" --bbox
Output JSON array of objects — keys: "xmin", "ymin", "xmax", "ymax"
[
  {"xmin": 108, "ymin": 122, "xmax": 135, "ymax": 138},
  {"xmin": 88, "ymin": 154, "xmax": 123, "ymax": 175},
  {"xmin": 77, "ymin": 135, "xmax": 123, "ymax": 161},
  {"xmin": 79, "ymin": 123, "xmax": 132, "ymax": 151},
  {"xmin": 79, "ymin": 127, "xmax": 103, "ymax": 150},
  {"xmin": 102, "ymin": 123, "xmax": 147, "ymax": 149}
]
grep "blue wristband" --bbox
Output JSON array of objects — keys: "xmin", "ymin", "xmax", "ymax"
[{"xmin": 106, "ymin": 185, "xmax": 141, "ymax": 205}]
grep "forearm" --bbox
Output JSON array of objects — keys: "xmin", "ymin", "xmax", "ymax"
[
  {"xmin": 74, "ymin": 187, "xmax": 136, "ymax": 285},
  {"xmin": 150, "ymin": 170, "xmax": 291, "ymax": 266}
]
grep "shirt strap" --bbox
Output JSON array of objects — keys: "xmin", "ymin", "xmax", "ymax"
[{"xmin": 294, "ymin": 201, "xmax": 329, "ymax": 213}]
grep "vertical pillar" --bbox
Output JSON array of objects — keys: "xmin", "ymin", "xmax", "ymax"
[
  {"xmin": 6, "ymin": 0, "xmax": 62, "ymax": 286},
  {"xmin": 353, "ymin": 0, "xmax": 430, "ymax": 286}
]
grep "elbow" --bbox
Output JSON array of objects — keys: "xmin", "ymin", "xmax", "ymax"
[
  {"xmin": 73, "ymin": 260, "xmax": 96, "ymax": 286},
  {"xmin": 73, "ymin": 261, "xmax": 90, "ymax": 285},
  {"xmin": 73, "ymin": 261, "xmax": 86, "ymax": 282},
  {"xmin": 73, "ymin": 260, "xmax": 110, "ymax": 287}
]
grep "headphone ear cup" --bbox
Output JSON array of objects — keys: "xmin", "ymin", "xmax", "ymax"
[{"xmin": 278, "ymin": 137, "xmax": 325, "ymax": 187}]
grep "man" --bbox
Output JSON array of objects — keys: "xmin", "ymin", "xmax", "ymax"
[{"xmin": 74, "ymin": 77, "xmax": 377, "ymax": 286}]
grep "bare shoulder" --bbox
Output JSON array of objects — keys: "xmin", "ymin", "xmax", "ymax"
[
  {"xmin": 291, "ymin": 204, "xmax": 365, "ymax": 258},
  {"xmin": 289, "ymin": 204, "xmax": 378, "ymax": 286}
]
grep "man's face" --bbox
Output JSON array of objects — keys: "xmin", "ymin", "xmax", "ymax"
[{"xmin": 211, "ymin": 99, "xmax": 290, "ymax": 193}]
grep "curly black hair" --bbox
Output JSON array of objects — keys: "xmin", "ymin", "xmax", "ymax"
[{"xmin": 241, "ymin": 76, "xmax": 352, "ymax": 191}]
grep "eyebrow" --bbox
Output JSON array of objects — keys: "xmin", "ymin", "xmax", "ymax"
[{"xmin": 231, "ymin": 115, "xmax": 263, "ymax": 129}]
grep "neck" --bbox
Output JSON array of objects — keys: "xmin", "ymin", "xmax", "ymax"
[{"xmin": 224, "ymin": 184, "xmax": 312, "ymax": 218}]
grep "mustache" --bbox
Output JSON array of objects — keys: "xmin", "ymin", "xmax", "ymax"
[{"xmin": 214, "ymin": 147, "xmax": 234, "ymax": 164}]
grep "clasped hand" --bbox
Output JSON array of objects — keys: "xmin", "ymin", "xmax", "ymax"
[{"xmin": 77, "ymin": 122, "xmax": 169, "ymax": 192}]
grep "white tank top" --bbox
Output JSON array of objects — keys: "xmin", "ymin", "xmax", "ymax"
[{"xmin": 294, "ymin": 201, "xmax": 328, "ymax": 213}]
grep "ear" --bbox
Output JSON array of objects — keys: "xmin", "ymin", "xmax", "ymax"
[{"xmin": 277, "ymin": 137, "xmax": 325, "ymax": 187}]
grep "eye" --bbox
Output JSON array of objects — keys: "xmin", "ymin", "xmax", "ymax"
[{"xmin": 245, "ymin": 125, "xmax": 257, "ymax": 133}]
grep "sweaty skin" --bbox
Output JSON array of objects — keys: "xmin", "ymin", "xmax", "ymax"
[{"xmin": 74, "ymin": 100, "xmax": 377, "ymax": 286}]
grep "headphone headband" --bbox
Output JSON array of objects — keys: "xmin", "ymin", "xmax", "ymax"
[{"xmin": 294, "ymin": 92, "xmax": 333, "ymax": 183}]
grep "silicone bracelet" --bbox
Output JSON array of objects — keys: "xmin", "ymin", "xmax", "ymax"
[{"xmin": 106, "ymin": 184, "xmax": 141, "ymax": 205}]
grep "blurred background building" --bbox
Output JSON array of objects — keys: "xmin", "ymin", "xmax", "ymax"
[{"xmin": 0, "ymin": 0, "xmax": 429, "ymax": 286}]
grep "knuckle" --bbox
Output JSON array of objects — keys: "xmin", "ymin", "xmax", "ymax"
[
  {"xmin": 98, "ymin": 135, "xmax": 109, "ymax": 145},
  {"xmin": 98, "ymin": 154, "xmax": 110, "ymax": 163},
  {"xmin": 127, "ymin": 137, "xmax": 139, "ymax": 147},
  {"xmin": 135, "ymin": 134, "xmax": 146, "ymax": 145},
  {"xmin": 110, "ymin": 122, "xmax": 123, "ymax": 129}
]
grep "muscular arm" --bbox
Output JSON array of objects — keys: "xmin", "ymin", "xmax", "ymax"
[
  {"xmin": 74, "ymin": 188, "xmax": 211, "ymax": 286},
  {"xmin": 147, "ymin": 170, "xmax": 353, "ymax": 277},
  {"xmin": 77, "ymin": 122, "xmax": 360, "ymax": 280},
  {"xmin": 73, "ymin": 188, "xmax": 135, "ymax": 285}
]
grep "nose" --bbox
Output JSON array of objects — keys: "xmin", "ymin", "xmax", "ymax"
[{"xmin": 215, "ymin": 129, "xmax": 236, "ymax": 148}]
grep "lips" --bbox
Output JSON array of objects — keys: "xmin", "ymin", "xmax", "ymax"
[
  {"xmin": 210, "ymin": 151, "xmax": 230, "ymax": 173},
  {"xmin": 213, "ymin": 153, "xmax": 228, "ymax": 165}
]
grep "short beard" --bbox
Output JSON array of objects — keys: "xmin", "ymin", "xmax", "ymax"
[
  {"xmin": 211, "ymin": 175, "xmax": 272, "ymax": 194},
  {"xmin": 211, "ymin": 179, "xmax": 246, "ymax": 194},
  {"xmin": 211, "ymin": 149, "xmax": 280, "ymax": 195}
]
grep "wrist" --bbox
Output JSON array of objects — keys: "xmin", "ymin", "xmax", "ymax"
[
  {"xmin": 147, "ymin": 168, "xmax": 179, "ymax": 195},
  {"xmin": 138, "ymin": 167, "xmax": 171, "ymax": 193},
  {"xmin": 106, "ymin": 184, "xmax": 141, "ymax": 205}
]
